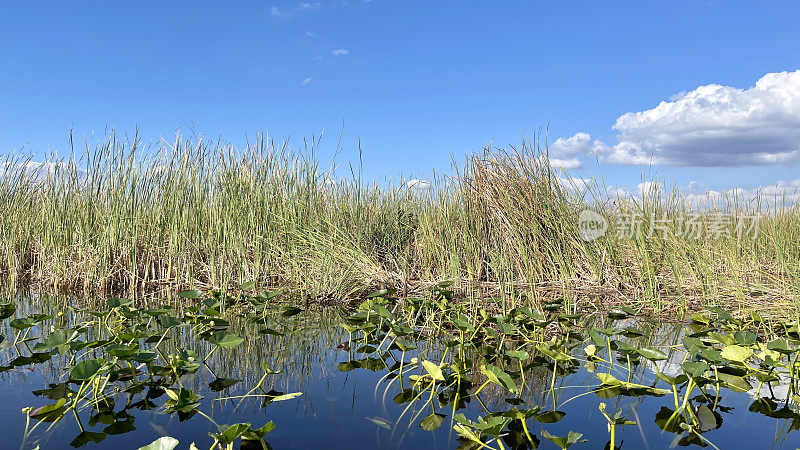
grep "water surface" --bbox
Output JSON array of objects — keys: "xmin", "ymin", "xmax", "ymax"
[{"xmin": 1, "ymin": 291, "xmax": 799, "ymax": 449}]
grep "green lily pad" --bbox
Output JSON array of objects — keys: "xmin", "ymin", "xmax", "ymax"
[
  {"xmin": 480, "ymin": 364, "xmax": 518, "ymax": 394},
  {"xmin": 207, "ymin": 331, "xmax": 244, "ymax": 349},
  {"xmin": 242, "ymin": 421, "xmax": 276, "ymax": 441},
  {"xmin": 420, "ymin": 413, "xmax": 446, "ymax": 431},
  {"xmin": 422, "ymin": 360, "xmax": 445, "ymax": 381},
  {"xmin": 535, "ymin": 410, "xmax": 566, "ymax": 423},
  {"xmin": 637, "ymin": 347, "xmax": 667, "ymax": 361},
  {"xmin": 211, "ymin": 423, "xmax": 251, "ymax": 445},
  {"xmin": 541, "ymin": 430, "xmax": 585, "ymax": 449},
  {"xmin": 0, "ymin": 303, "xmax": 15, "ymax": 320},
  {"xmin": 137, "ymin": 436, "xmax": 179, "ymax": 450},
  {"xmin": 71, "ymin": 359, "xmax": 105, "ymax": 380},
  {"xmin": 177, "ymin": 290, "xmax": 203, "ymax": 299},
  {"xmin": 28, "ymin": 398, "xmax": 67, "ymax": 422},
  {"xmin": 721, "ymin": 345, "xmax": 753, "ymax": 363}
]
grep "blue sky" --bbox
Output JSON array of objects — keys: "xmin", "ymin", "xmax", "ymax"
[{"xmin": 1, "ymin": 1, "xmax": 799, "ymax": 194}]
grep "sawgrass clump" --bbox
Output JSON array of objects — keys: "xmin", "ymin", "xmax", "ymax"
[{"xmin": 1, "ymin": 134, "xmax": 799, "ymax": 315}]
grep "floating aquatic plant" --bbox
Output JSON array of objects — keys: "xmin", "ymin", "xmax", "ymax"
[
  {"xmin": 2, "ymin": 286, "xmax": 304, "ymax": 449},
  {"xmin": 336, "ymin": 286, "xmax": 800, "ymax": 449}
]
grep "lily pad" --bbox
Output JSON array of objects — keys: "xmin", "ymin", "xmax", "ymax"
[
  {"xmin": 137, "ymin": 436, "xmax": 179, "ymax": 450},
  {"xmin": 480, "ymin": 364, "xmax": 518, "ymax": 394},
  {"xmin": 71, "ymin": 359, "xmax": 105, "ymax": 381},
  {"xmin": 721, "ymin": 345, "xmax": 753, "ymax": 363},
  {"xmin": 0, "ymin": 303, "xmax": 15, "ymax": 320},
  {"xmin": 207, "ymin": 331, "xmax": 244, "ymax": 349},
  {"xmin": 420, "ymin": 413, "xmax": 446, "ymax": 431}
]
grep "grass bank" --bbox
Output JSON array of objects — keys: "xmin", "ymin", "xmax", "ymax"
[{"xmin": 1, "ymin": 134, "xmax": 799, "ymax": 316}]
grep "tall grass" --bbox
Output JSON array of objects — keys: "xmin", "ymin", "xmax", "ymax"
[{"xmin": 1, "ymin": 134, "xmax": 799, "ymax": 315}]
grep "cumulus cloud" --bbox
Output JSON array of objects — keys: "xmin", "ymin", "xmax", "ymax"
[
  {"xmin": 637, "ymin": 181, "xmax": 662, "ymax": 198},
  {"xmin": 331, "ymin": 48, "xmax": 349, "ymax": 56},
  {"xmin": 606, "ymin": 185, "xmax": 633, "ymax": 199},
  {"xmin": 756, "ymin": 178, "xmax": 800, "ymax": 196},
  {"xmin": 1, "ymin": 161, "xmax": 88, "ymax": 186},
  {"xmin": 548, "ymin": 132, "xmax": 609, "ymax": 169},
  {"xmin": 607, "ymin": 178, "xmax": 800, "ymax": 206},
  {"xmin": 682, "ymin": 180, "xmax": 707, "ymax": 195},
  {"xmin": 549, "ymin": 158, "xmax": 582, "ymax": 169},
  {"xmin": 678, "ymin": 180, "xmax": 800, "ymax": 206},
  {"xmin": 610, "ymin": 70, "xmax": 800, "ymax": 166},
  {"xmin": 552, "ymin": 70, "xmax": 800, "ymax": 167},
  {"xmin": 319, "ymin": 178, "xmax": 346, "ymax": 190},
  {"xmin": 405, "ymin": 179, "xmax": 431, "ymax": 190},
  {"xmin": 3, "ymin": 161, "xmax": 67, "ymax": 177},
  {"xmin": 554, "ymin": 171, "xmax": 800, "ymax": 208},
  {"xmin": 550, "ymin": 132, "xmax": 591, "ymax": 156},
  {"xmin": 556, "ymin": 176, "xmax": 595, "ymax": 195}
]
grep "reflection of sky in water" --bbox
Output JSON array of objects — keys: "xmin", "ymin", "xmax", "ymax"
[
  {"xmin": 641, "ymin": 321, "xmax": 797, "ymax": 401},
  {"xmin": 1, "ymin": 294, "xmax": 800, "ymax": 449}
]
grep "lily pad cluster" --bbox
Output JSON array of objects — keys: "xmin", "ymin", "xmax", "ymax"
[
  {"xmin": 0, "ymin": 285, "xmax": 303, "ymax": 450},
  {"xmin": 337, "ymin": 285, "xmax": 800, "ymax": 449},
  {"xmin": 4, "ymin": 284, "xmax": 800, "ymax": 449}
]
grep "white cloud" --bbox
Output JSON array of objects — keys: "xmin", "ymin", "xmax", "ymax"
[
  {"xmin": 609, "ymin": 70, "xmax": 800, "ymax": 166},
  {"xmin": 548, "ymin": 132, "xmax": 610, "ymax": 169},
  {"xmin": 606, "ymin": 185, "xmax": 633, "ymax": 199},
  {"xmin": 319, "ymin": 178, "xmax": 346, "ymax": 190},
  {"xmin": 757, "ymin": 178, "xmax": 800, "ymax": 195},
  {"xmin": 302, "ymin": 77, "xmax": 313, "ymax": 85},
  {"xmin": 683, "ymin": 180, "xmax": 707, "ymax": 195},
  {"xmin": 331, "ymin": 48, "xmax": 349, "ymax": 56},
  {"xmin": 550, "ymin": 132, "xmax": 591, "ymax": 156},
  {"xmin": 4, "ymin": 161, "xmax": 66, "ymax": 176},
  {"xmin": 601, "ymin": 178, "xmax": 800, "ymax": 207},
  {"xmin": 556, "ymin": 176, "xmax": 594, "ymax": 194},
  {"xmin": 637, "ymin": 181, "xmax": 661, "ymax": 198},
  {"xmin": 549, "ymin": 158, "xmax": 582, "ymax": 170},
  {"xmin": 406, "ymin": 179, "xmax": 431, "ymax": 190},
  {"xmin": 679, "ymin": 180, "xmax": 800, "ymax": 206},
  {"xmin": 305, "ymin": 31, "xmax": 317, "ymax": 38},
  {"xmin": 552, "ymin": 70, "xmax": 800, "ymax": 167},
  {"xmin": 1, "ymin": 160, "xmax": 88, "ymax": 185},
  {"xmin": 270, "ymin": 2, "xmax": 321, "ymax": 18},
  {"xmin": 556, "ymin": 174, "xmax": 800, "ymax": 207}
]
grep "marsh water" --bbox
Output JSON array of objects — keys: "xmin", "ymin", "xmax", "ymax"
[{"xmin": 1, "ymin": 290, "xmax": 799, "ymax": 449}]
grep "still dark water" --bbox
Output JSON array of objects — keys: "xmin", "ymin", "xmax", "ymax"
[{"xmin": 1, "ymin": 292, "xmax": 799, "ymax": 449}]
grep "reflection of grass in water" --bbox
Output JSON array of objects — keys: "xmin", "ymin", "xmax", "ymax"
[
  {"xmin": 341, "ymin": 290, "xmax": 800, "ymax": 449},
  {"xmin": 2, "ymin": 134, "xmax": 800, "ymax": 315},
  {"xmin": 5, "ymin": 285, "xmax": 800, "ymax": 449},
  {"xmin": 2, "ymin": 291, "xmax": 346, "ymax": 389},
  {"xmin": 0, "ymin": 290, "xmax": 349, "ymax": 449}
]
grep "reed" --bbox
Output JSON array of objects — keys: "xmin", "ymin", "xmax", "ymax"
[{"xmin": 1, "ymin": 133, "xmax": 799, "ymax": 315}]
